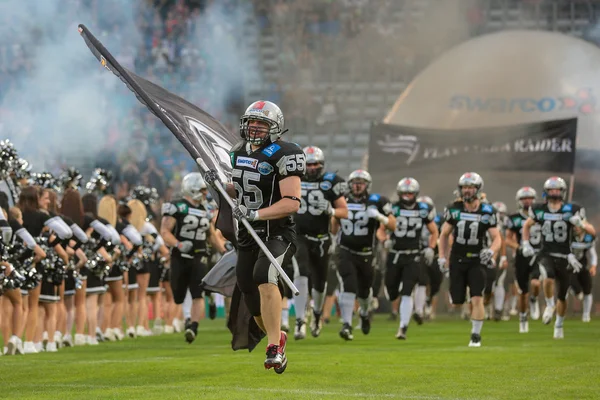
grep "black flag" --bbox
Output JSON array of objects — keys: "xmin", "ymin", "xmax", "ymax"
[{"xmin": 77, "ymin": 24, "xmax": 265, "ymax": 351}]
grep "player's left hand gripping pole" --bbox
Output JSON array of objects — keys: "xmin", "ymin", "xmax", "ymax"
[{"xmin": 196, "ymin": 159, "xmax": 299, "ymax": 296}]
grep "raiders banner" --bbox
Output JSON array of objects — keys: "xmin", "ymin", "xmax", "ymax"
[
  {"xmin": 369, "ymin": 118, "xmax": 578, "ymax": 175},
  {"xmin": 78, "ymin": 24, "xmax": 265, "ymax": 351}
]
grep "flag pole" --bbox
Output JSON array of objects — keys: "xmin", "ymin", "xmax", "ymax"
[{"xmin": 568, "ymin": 174, "xmax": 575, "ymax": 203}]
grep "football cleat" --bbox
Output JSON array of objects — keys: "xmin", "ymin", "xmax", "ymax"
[
  {"xmin": 339, "ymin": 323, "xmax": 354, "ymax": 341},
  {"xmin": 360, "ymin": 314, "xmax": 371, "ymax": 335},
  {"xmin": 519, "ymin": 316, "xmax": 529, "ymax": 333},
  {"xmin": 553, "ymin": 326, "xmax": 564, "ymax": 339},
  {"xmin": 396, "ymin": 326, "xmax": 408, "ymax": 340},
  {"xmin": 542, "ymin": 306, "xmax": 555, "ymax": 325},
  {"xmin": 294, "ymin": 318, "xmax": 306, "ymax": 340},
  {"xmin": 468, "ymin": 333, "xmax": 482, "ymax": 347},
  {"xmin": 274, "ymin": 332, "xmax": 288, "ymax": 374},
  {"xmin": 412, "ymin": 312, "xmax": 424, "ymax": 326},
  {"xmin": 209, "ymin": 303, "xmax": 217, "ymax": 320},
  {"xmin": 582, "ymin": 314, "xmax": 591, "ymax": 323}
]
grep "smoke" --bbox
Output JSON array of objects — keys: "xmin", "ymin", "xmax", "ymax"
[{"xmin": 0, "ymin": 0, "xmax": 147, "ymax": 172}]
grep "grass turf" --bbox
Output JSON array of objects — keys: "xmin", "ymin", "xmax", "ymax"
[{"xmin": 2, "ymin": 317, "xmax": 599, "ymax": 400}]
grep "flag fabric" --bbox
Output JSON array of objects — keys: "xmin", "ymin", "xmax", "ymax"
[{"xmin": 78, "ymin": 24, "xmax": 263, "ymax": 351}]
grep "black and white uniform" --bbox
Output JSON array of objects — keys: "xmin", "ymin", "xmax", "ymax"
[
  {"xmin": 161, "ymin": 198, "xmax": 212, "ymax": 304},
  {"xmin": 142, "ymin": 221, "xmax": 166, "ymax": 294},
  {"xmin": 231, "ymin": 139, "xmax": 305, "ymax": 316},
  {"xmin": 385, "ymin": 201, "xmax": 435, "ymax": 302},
  {"xmin": 529, "ymin": 202, "xmax": 584, "ymax": 301},
  {"xmin": 569, "ymin": 233, "xmax": 596, "ymax": 297},
  {"xmin": 81, "ymin": 215, "xmax": 113, "ymax": 295},
  {"xmin": 337, "ymin": 193, "xmax": 392, "ymax": 300},
  {"xmin": 444, "ymin": 201, "xmax": 497, "ymax": 304},
  {"xmin": 506, "ymin": 211, "xmax": 542, "ymax": 293},
  {"xmin": 116, "ymin": 219, "xmax": 143, "ymax": 290},
  {"xmin": 61, "ymin": 215, "xmax": 88, "ymax": 297}
]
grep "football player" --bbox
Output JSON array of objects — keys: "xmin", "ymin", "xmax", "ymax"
[
  {"xmin": 569, "ymin": 225, "xmax": 596, "ymax": 322},
  {"xmin": 505, "ymin": 187, "xmax": 543, "ymax": 333},
  {"xmin": 522, "ymin": 177, "xmax": 595, "ymax": 338},
  {"xmin": 331, "ymin": 170, "xmax": 395, "ymax": 341},
  {"xmin": 385, "ymin": 178, "xmax": 437, "ymax": 339},
  {"xmin": 292, "ymin": 146, "xmax": 347, "ymax": 339},
  {"xmin": 205, "ymin": 100, "xmax": 305, "ymax": 374},
  {"xmin": 439, "ymin": 173, "xmax": 502, "ymax": 347},
  {"xmin": 160, "ymin": 173, "xmax": 226, "ymax": 344}
]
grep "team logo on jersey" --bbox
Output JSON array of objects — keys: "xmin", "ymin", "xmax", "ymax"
[
  {"xmin": 419, "ymin": 209, "xmax": 428, "ymax": 218},
  {"xmin": 320, "ymin": 181, "xmax": 332, "ymax": 191},
  {"xmin": 481, "ymin": 214, "xmax": 490, "ymax": 224},
  {"xmin": 562, "ymin": 204, "xmax": 572, "ymax": 212},
  {"xmin": 236, "ymin": 157, "xmax": 258, "ymax": 169},
  {"xmin": 323, "ymin": 172, "xmax": 336, "ymax": 181},
  {"xmin": 257, "ymin": 161, "xmax": 274, "ymax": 175},
  {"xmin": 262, "ymin": 143, "xmax": 281, "ymax": 157},
  {"xmin": 535, "ymin": 210, "xmax": 544, "ymax": 220},
  {"xmin": 178, "ymin": 203, "xmax": 188, "ymax": 213},
  {"xmin": 481, "ymin": 204, "xmax": 493, "ymax": 213}
]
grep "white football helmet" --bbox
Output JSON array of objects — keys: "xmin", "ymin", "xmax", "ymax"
[
  {"xmin": 396, "ymin": 177, "xmax": 420, "ymax": 206},
  {"xmin": 516, "ymin": 186, "xmax": 537, "ymax": 210},
  {"xmin": 458, "ymin": 172, "xmax": 483, "ymax": 203},
  {"xmin": 240, "ymin": 100, "xmax": 285, "ymax": 145},
  {"xmin": 543, "ymin": 176, "xmax": 567, "ymax": 201},
  {"xmin": 181, "ymin": 172, "xmax": 207, "ymax": 202},
  {"xmin": 303, "ymin": 146, "xmax": 325, "ymax": 180},
  {"xmin": 348, "ymin": 169, "xmax": 372, "ymax": 197}
]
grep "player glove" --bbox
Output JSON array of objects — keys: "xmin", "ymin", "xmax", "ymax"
[
  {"xmin": 569, "ymin": 215, "xmax": 586, "ymax": 229},
  {"xmin": 480, "ymin": 248, "xmax": 494, "ymax": 266},
  {"xmin": 233, "ymin": 204, "xmax": 258, "ymax": 222},
  {"xmin": 521, "ymin": 240, "xmax": 535, "ymax": 257},
  {"xmin": 422, "ymin": 247, "xmax": 435, "ymax": 266},
  {"xmin": 204, "ymin": 169, "xmax": 221, "ymax": 188},
  {"xmin": 438, "ymin": 257, "xmax": 449, "ymax": 278},
  {"xmin": 317, "ymin": 199, "xmax": 334, "ymax": 216},
  {"xmin": 176, "ymin": 240, "xmax": 194, "ymax": 254},
  {"xmin": 367, "ymin": 206, "xmax": 389, "ymax": 225},
  {"xmin": 567, "ymin": 253, "xmax": 583, "ymax": 273}
]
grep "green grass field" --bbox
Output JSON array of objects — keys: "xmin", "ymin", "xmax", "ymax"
[{"xmin": 2, "ymin": 317, "xmax": 599, "ymax": 400}]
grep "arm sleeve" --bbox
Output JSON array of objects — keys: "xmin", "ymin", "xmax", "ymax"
[
  {"xmin": 70, "ymin": 224, "xmax": 89, "ymax": 244},
  {"xmin": 0, "ymin": 209, "xmax": 12, "ymax": 244},
  {"xmin": 141, "ymin": 221, "xmax": 158, "ymax": 236},
  {"xmin": 45, "ymin": 216, "xmax": 73, "ymax": 239},
  {"xmin": 90, "ymin": 219, "xmax": 114, "ymax": 242},
  {"xmin": 16, "ymin": 228, "xmax": 38, "ymax": 249},
  {"xmin": 106, "ymin": 225, "xmax": 121, "ymax": 245},
  {"xmin": 122, "ymin": 225, "xmax": 143, "ymax": 246},
  {"xmin": 152, "ymin": 234, "xmax": 165, "ymax": 252},
  {"xmin": 587, "ymin": 246, "xmax": 597, "ymax": 266}
]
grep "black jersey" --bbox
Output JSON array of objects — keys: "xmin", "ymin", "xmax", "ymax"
[
  {"xmin": 506, "ymin": 211, "xmax": 542, "ymax": 250},
  {"xmin": 339, "ymin": 193, "xmax": 392, "ymax": 252},
  {"xmin": 161, "ymin": 198, "xmax": 211, "ymax": 256},
  {"xmin": 444, "ymin": 201, "xmax": 497, "ymax": 257},
  {"xmin": 529, "ymin": 202, "xmax": 584, "ymax": 255},
  {"xmin": 296, "ymin": 171, "xmax": 346, "ymax": 237},
  {"xmin": 390, "ymin": 200, "xmax": 435, "ymax": 251},
  {"xmin": 22, "ymin": 209, "xmax": 49, "ymax": 237},
  {"xmin": 230, "ymin": 139, "xmax": 306, "ymax": 248},
  {"xmin": 571, "ymin": 232, "xmax": 596, "ymax": 265}
]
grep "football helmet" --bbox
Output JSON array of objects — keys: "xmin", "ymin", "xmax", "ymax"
[
  {"xmin": 181, "ymin": 172, "xmax": 207, "ymax": 202},
  {"xmin": 239, "ymin": 100, "xmax": 285, "ymax": 145},
  {"xmin": 492, "ymin": 201, "xmax": 507, "ymax": 215},
  {"xmin": 458, "ymin": 172, "xmax": 483, "ymax": 203},
  {"xmin": 516, "ymin": 186, "xmax": 537, "ymax": 211},
  {"xmin": 303, "ymin": 146, "xmax": 325, "ymax": 180},
  {"xmin": 348, "ymin": 169, "xmax": 372, "ymax": 198},
  {"xmin": 396, "ymin": 177, "xmax": 420, "ymax": 206},
  {"xmin": 543, "ymin": 176, "xmax": 567, "ymax": 201}
]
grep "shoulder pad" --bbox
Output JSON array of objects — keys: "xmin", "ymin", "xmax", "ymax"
[
  {"xmin": 481, "ymin": 204, "xmax": 493, "ymax": 213},
  {"xmin": 161, "ymin": 202, "xmax": 178, "ymax": 216},
  {"xmin": 323, "ymin": 172, "xmax": 336, "ymax": 181},
  {"xmin": 562, "ymin": 203, "xmax": 573, "ymax": 212},
  {"xmin": 369, "ymin": 194, "xmax": 381, "ymax": 202},
  {"xmin": 262, "ymin": 143, "xmax": 281, "ymax": 157}
]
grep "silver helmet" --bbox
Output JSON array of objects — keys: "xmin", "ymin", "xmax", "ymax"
[
  {"xmin": 516, "ymin": 186, "xmax": 537, "ymax": 210},
  {"xmin": 303, "ymin": 146, "xmax": 325, "ymax": 180},
  {"xmin": 543, "ymin": 176, "xmax": 567, "ymax": 201},
  {"xmin": 458, "ymin": 172, "xmax": 483, "ymax": 202},
  {"xmin": 396, "ymin": 177, "xmax": 420, "ymax": 206},
  {"xmin": 239, "ymin": 100, "xmax": 285, "ymax": 145},
  {"xmin": 181, "ymin": 172, "xmax": 207, "ymax": 202},
  {"xmin": 348, "ymin": 169, "xmax": 372, "ymax": 197}
]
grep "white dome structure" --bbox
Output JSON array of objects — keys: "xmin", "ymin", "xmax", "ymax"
[
  {"xmin": 385, "ymin": 30, "xmax": 600, "ymax": 150},
  {"xmin": 373, "ymin": 30, "xmax": 600, "ymax": 207}
]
